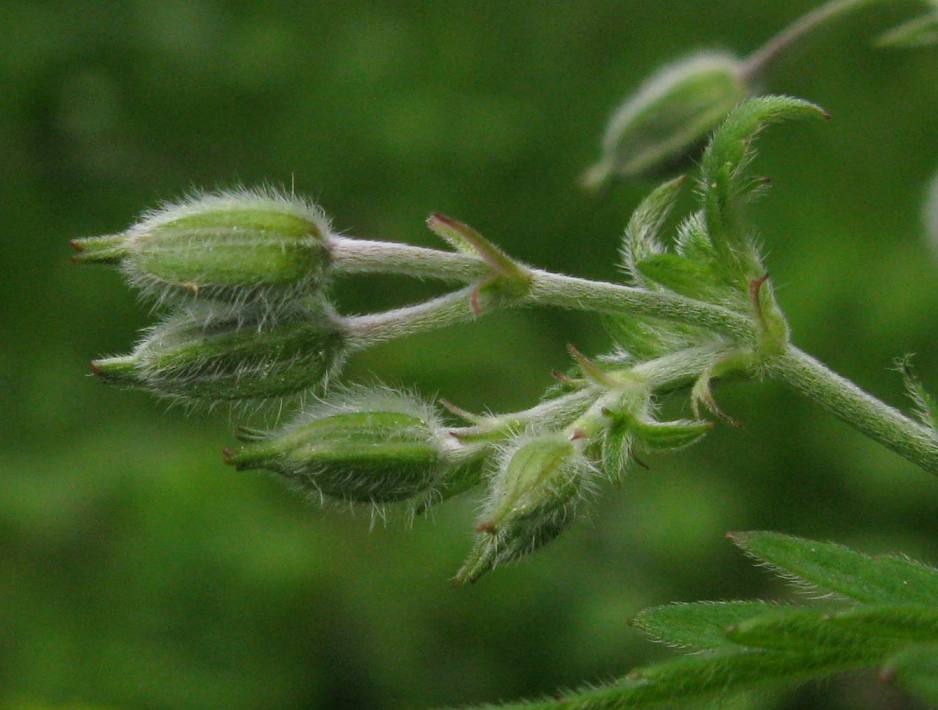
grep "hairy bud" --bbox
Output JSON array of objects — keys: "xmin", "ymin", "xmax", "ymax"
[
  {"xmin": 91, "ymin": 302, "xmax": 346, "ymax": 403},
  {"xmin": 456, "ymin": 433, "xmax": 590, "ymax": 584},
  {"xmin": 583, "ymin": 52, "xmax": 747, "ymax": 190},
  {"xmin": 224, "ymin": 388, "xmax": 463, "ymax": 504},
  {"xmin": 71, "ymin": 189, "xmax": 332, "ymax": 307}
]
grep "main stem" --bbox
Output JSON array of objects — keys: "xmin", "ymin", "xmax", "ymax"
[
  {"xmin": 337, "ymin": 237, "xmax": 938, "ymax": 475},
  {"xmin": 335, "ymin": 238, "xmax": 752, "ymax": 340},
  {"xmin": 770, "ymin": 346, "xmax": 938, "ymax": 474}
]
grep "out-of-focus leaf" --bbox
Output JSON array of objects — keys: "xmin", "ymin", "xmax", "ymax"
[{"xmin": 632, "ymin": 601, "xmax": 776, "ymax": 650}]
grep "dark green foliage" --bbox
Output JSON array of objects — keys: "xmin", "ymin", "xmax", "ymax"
[{"xmin": 469, "ymin": 533, "xmax": 938, "ymax": 708}]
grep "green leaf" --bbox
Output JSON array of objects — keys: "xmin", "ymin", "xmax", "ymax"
[
  {"xmin": 599, "ymin": 419, "xmax": 632, "ymax": 483},
  {"xmin": 826, "ymin": 605, "xmax": 938, "ymax": 643},
  {"xmin": 631, "ymin": 416, "xmax": 713, "ymax": 451},
  {"xmin": 632, "ymin": 601, "xmax": 776, "ymax": 650},
  {"xmin": 699, "ymin": 96, "xmax": 827, "ymax": 277},
  {"xmin": 426, "ymin": 213, "xmax": 529, "ymax": 282},
  {"xmin": 635, "ymin": 253, "xmax": 720, "ymax": 301},
  {"xmin": 674, "ymin": 210, "xmax": 716, "ymax": 263},
  {"xmin": 897, "ymin": 355, "xmax": 938, "ymax": 429},
  {"xmin": 724, "ymin": 607, "xmax": 899, "ymax": 657},
  {"xmin": 468, "ymin": 649, "xmax": 872, "ymax": 709},
  {"xmin": 884, "ymin": 643, "xmax": 938, "ymax": 706},
  {"xmin": 601, "ymin": 312, "xmax": 699, "ymax": 361},
  {"xmin": 620, "ymin": 175, "xmax": 686, "ymax": 282},
  {"xmin": 728, "ymin": 531, "xmax": 938, "ymax": 605}
]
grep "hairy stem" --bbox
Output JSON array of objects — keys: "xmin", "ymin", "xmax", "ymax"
[
  {"xmin": 343, "ymin": 286, "xmax": 476, "ymax": 349},
  {"xmin": 527, "ymin": 270, "xmax": 752, "ymax": 340},
  {"xmin": 338, "ymin": 237, "xmax": 938, "ymax": 475},
  {"xmin": 770, "ymin": 346, "xmax": 938, "ymax": 474},
  {"xmin": 449, "ymin": 387, "xmax": 603, "ymax": 443},
  {"xmin": 335, "ymin": 237, "xmax": 753, "ymax": 339},
  {"xmin": 449, "ymin": 345, "xmax": 735, "ymax": 443},
  {"xmin": 331, "ymin": 237, "xmax": 488, "ymax": 282}
]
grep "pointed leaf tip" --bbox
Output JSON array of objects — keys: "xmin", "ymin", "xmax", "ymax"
[{"xmin": 729, "ymin": 531, "xmax": 938, "ymax": 605}]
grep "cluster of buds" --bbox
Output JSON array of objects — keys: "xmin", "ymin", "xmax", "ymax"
[
  {"xmin": 73, "ymin": 189, "xmax": 349, "ymax": 405},
  {"xmin": 72, "ymin": 96, "xmax": 836, "ymax": 582},
  {"xmin": 69, "ymin": 2, "xmax": 938, "ymax": 591}
]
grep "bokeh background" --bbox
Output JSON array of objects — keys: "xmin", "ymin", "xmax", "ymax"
[{"xmin": 2, "ymin": 1, "xmax": 938, "ymax": 708}]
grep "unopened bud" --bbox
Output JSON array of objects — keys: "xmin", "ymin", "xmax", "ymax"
[
  {"xmin": 455, "ymin": 434, "xmax": 589, "ymax": 583},
  {"xmin": 91, "ymin": 302, "xmax": 346, "ymax": 402},
  {"xmin": 583, "ymin": 52, "xmax": 747, "ymax": 189},
  {"xmin": 224, "ymin": 389, "xmax": 459, "ymax": 504},
  {"xmin": 71, "ymin": 189, "xmax": 332, "ymax": 307}
]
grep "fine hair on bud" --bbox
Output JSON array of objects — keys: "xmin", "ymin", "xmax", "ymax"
[
  {"xmin": 71, "ymin": 187, "xmax": 334, "ymax": 313},
  {"xmin": 583, "ymin": 51, "xmax": 748, "ymax": 190},
  {"xmin": 225, "ymin": 385, "xmax": 474, "ymax": 507},
  {"xmin": 456, "ymin": 431, "xmax": 596, "ymax": 584},
  {"xmin": 90, "ymin": 299, "xmax": 347, "ymax": 405}
]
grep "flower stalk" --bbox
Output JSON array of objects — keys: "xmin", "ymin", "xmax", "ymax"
[{"xmin": 73, "ymin": 95, "xmax": 938, "ymax": 583}]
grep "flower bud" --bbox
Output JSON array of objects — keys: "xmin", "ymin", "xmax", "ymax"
[
  {"xmin": 71, "ymin": 189, "xmax": 332, "ymax": 307},
  {"xmin": 224, "ymin": 388, "xmax": 460, "ymax": 504},
  {"xmin": 91, "ymin": 302, "xmax": 346, "ymax": 402},
  {"xmin": 583, "ymin": 52, "xmax": 747, "ymax": 189},
  {"xmin": 455, "ymin": 433, "xmax": 589, "ymax": 584}
]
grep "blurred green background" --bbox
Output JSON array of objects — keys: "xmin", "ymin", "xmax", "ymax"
[{"xmin": 2, "ymin": 1, "xmax": 938, "ymax": 708}]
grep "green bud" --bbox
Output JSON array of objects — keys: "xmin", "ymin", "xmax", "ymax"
[
  {"xmin": 455, "ymin": 434, "xmax": 589, "ymax": 584},
  {"xmin": 583, "ymin": 52, "xmax": 747, "ymax": 189},
  {"xmin": 91, "ymin": 302, "xmax": 346, "ymax": 403},
  {"xmin": 71, "ymin": 189, "xmax": 332, "ymax": 307},
  {"xmin": 412, "ymin": 461, "xmax": 485, "ymax": 515},
  {"xmin": 224, "ymin": 388, "xmax": 460, "ymax": 504}
]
